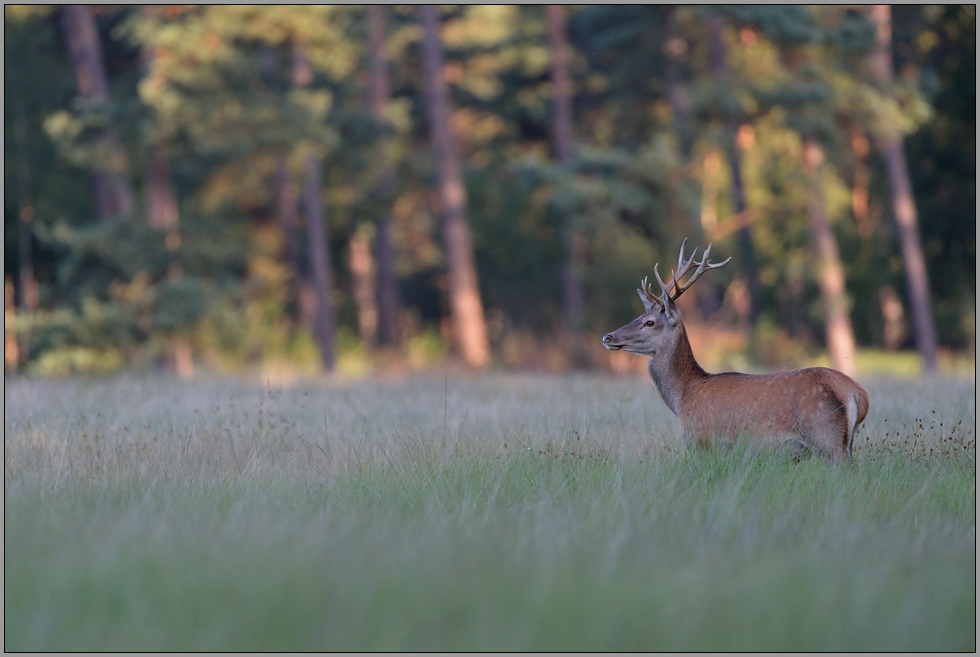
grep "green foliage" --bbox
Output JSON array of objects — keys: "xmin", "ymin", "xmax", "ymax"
[
  {"xmin": 467, "ymin": 164, "xmax": 563, "ymax": 330},
  {"xmin": 510, "ymin": 135, "xmax": 697, "ymax": 331},
  {"xmin": 3, "ymin": 5, "xmax": 975, "ymax": 371},
  {"xmin": 17, "ymin": 216, "xmax": 249, "ymax": 374},
  {"xmin": 120, "ymin": 6, "xmax": 357, "ymax": 155},
  {"xmin": 5, "ymin": 9, "xmax": 95, "ymax": 273}
]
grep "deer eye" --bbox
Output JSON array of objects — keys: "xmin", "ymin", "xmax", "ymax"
[{"xmin": 644, "ymin": 320, "xmax": 655, "ymax": 327}]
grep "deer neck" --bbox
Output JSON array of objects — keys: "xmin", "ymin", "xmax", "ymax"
[{"xmin": 647, "ymin": 323, "xmax": 707, "ymax": 416}]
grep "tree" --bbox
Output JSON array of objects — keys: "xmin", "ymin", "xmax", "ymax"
[
  {"xmin": 294, "ymin": 45, "xmax": 337, "ymax": 372},
  {"xmin": 802, "ymin": 136, "xmax": 856, "ymax": 376},
  {"xmin": 5, "ymin": 4, "xmax": 973, "ymax": 375},
  {"xmin": 368, "ymin": 5, "xmax": 400, "ymax": 346},
  {"xmin": 59, "ymin": 5, "xmax": 134, "ymax": 221},
  {"xmin": 726, "ymin": 7, "xmax": 860, "ymax": 373},
  {"xmin": 869, "ymin": 4, "xmax": 938, "ymax": 374},
  {"xmin": 139, "ymin": 8, "xmax": 178, "ymax": 234},
  {"xmin": 419, "ymin": 5, "xmax": 489, "ymax": 368},
  {"xmin": 6, "ymin": 6, "xmax": 79, "ymax": 317},
  {"xmin": 546, "ymin": 5, "xmax": 585, "ymax": 336},
  {"xmin": 137, "ymin": 6, "xmax": 190, "ymax": 375},
  {"xmin": 898, "ymin": 5, "xmax": 975, "ymax": 353},
  {"xmin": 707, "ymin": 13, "xmax": 759, "ymax": 323},
  {"xmin": 275, "ymin": 160, "xmax": 306, "ymax": 322}
]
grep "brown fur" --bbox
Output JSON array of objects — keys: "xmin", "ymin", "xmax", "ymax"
[{"xmin": 604, "ymin": 281, "xmax": 870, "ymax": 461}]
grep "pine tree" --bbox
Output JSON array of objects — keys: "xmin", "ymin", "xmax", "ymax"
[
  {"xmin": 368, "ymin": 5, "xmax": 400, "ymax": 346},
  {"xmin": 293, "ymin": 45, "xmax": 337, "ymax": 372},
  {"xmin": 419, "ymin": 5, "xmax": 490, "ymax": 368},
  {"xmin": 869, "ymin": 4, "xmax": 938, "ymax": 374},
  {"xmin": 139, "ymin": 9, "xmax": 179, "ymax": 234},
  {"xmin": 802, "ymin": 136, "xmax": 856, "ymax": 376},
  {"xmin": 59, "ymin": 5, "xmax": 134, "ymax": 221},
  {"xmin": 546, "ymin": 5, "xmax": 585, "ymax": 337},
  {"xmin": 707, "ymin": 13, "xmax": 758, "ymax": 322}
]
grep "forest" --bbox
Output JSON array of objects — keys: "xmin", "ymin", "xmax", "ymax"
[{"xmin": 3, "ymin": 5, "xmax": 976, "ymax": 378}]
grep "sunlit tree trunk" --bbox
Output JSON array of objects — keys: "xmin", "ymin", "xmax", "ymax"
[
  {"xmin": 708, "ymin": 14, "xmax": 758, "ymax": 323},
  {"xmin": 803, "ymin": 137, "xmax": 857, "ymax": 377},
  {"xmin": 546, "ymin": 4, "xmax": 585, "ymax": 336},
  {"xmin": 870, "ymin": 4, "xmax": 939, "ymax": 374},
  {"xmin": 4, "ymin": 280, "xmax": 20, "ymax": 370},
  {"xmin": 60, "ymin": 5, "xmax": 134, "ymax": 221},
  {"xmin": 849, "ymin": 128, "xmax": 874, "ymax": 238},
  {"xmin": 140, "ymin": 7, "xmax": 179, "ymax": 234},
  {"xmin": 420, "ymin": 5, "xmax": 490, "ymax": 367},
  {"xmin": 293, "ymin": 45, "xmax": 336, "ymax": 372},
  {"xmin": 368, "ymin": 5, "xmax": 400, "ymax": 346},
  {"xmin": 349, "ymin": 227, "xmax": 378, "ymax": 347}
]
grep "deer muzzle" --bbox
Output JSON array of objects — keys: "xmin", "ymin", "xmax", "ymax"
[{"xmin": 602, "ymin": 333, "xmax": 622, "ymax": 350}]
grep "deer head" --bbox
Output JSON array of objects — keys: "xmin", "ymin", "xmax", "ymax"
[{"xmin": 602, "ymin": 239, "xmax": 730, "ymax": 356}]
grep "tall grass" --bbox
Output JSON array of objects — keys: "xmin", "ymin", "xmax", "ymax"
[{"xmin": 4, "ymin": 373, "xmax": 975, "ymax": 651}]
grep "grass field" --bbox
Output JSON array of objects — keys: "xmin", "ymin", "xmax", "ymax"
[{"xmin": 4, "ymin": 371, "xmax": 976, "ymax": 651}]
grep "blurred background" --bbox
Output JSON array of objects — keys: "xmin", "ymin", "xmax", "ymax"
[{"xmin": 3, "ymin": 5, "xmax": 975, "ymax": 380}]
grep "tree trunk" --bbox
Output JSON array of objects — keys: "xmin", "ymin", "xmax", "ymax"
[
  {"xmin": 545, "ymin": 4, "xmax": 585, "ymax": 335},
  {"xmin": 275, "ymin": 160, "xmax": 319, "ymax": 334},
  {"xmin": 302, "ymin": 154, "xmax": 336, "ymax": 372},
  {"xmin": 708, "ymin": 14, "xmax": 758, "ymax": 322},
  {"xmin": 4, "ymin": 280, "xmax": 20, "ymax": 370},
  {"xmin": 349, "ymin": 227, "xmax": 378, "ymax": 347},
  {"xmin": 546, "ymin": 5, "xmax": 573, "ymax": 166},
  {"xmin": 803, "ymin": 137, "xmax": 857, "ymax": 377},
  {"xmin": 140, "ymin": 7, "xmax": 189, "ymax": 374},
  {"xmin": 373, "ymin": 207, "xmax": 399, "ymax": 345},
  {"xmin": 140, "ymin": 8, "xmax": 179, "ymax": 235},
  {"xmin": 869, "ymin": 5, "xmax": 939, "ymax": 374},
  {"xmin": 60, "ymin": 4, "xmax": 134, "ymax": 221},
  {"xmin": 419, "ymin": 5, "xmax": 490, "ymax": 367},
  {"xmin": 276, "ymin": 161, "xmax": 305, "ymax": 283},
  {"xmin": 368, "ymin": 5, "xmax": 401, "ymax": 346},
  {"xmin": 293, "ymin": 45, "xmax": 336, "ymax": 372},
  {"xmin": 145, "ymin": 145, "xmax": 179, "ymax": 232},
  {"xmin": 879, "ymin": 138, "xmax": 938, "ymax": 371},
  {"xmin": 849, "ymin": 128, "xmax": 874, "ymax": 238}
]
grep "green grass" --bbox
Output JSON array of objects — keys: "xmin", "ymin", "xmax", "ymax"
[{"xmin": 4, "ymin": 372, "xmax": 976, "ymax": 651}]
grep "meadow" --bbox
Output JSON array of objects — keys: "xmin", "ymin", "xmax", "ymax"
[{"xmin": 4, "ymin": 370, "xmax": 976, "ymax": 651}]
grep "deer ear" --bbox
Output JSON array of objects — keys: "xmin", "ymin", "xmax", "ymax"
[
  {"xmin": 637, "ymin": 288, "xmax": 654, "ymax": 313},
  {"xmin": 664, "ymin": 300, "xmax": 681, "ymax": 326}
]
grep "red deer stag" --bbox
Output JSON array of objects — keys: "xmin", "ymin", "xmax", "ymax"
[{"xmin": 602, "ymin": 240, "xmax": 869, "ymax": 460}]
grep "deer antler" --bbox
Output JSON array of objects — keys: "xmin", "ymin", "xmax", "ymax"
[
  {"xmin": 639, "ymin": 275, "xmax": 664, "ymax": 308},
  {"xmin": 644, "ymin": 239, "xmax": 731, "ymax": 309},
  {"xmin": 668, "ymin": 239, "xmax": 731, "ymax": 302}
]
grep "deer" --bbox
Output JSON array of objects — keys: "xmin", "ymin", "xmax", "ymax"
[{"xmin": 602, "ymin": 239, "xmax": 869, "ymax": 461}]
